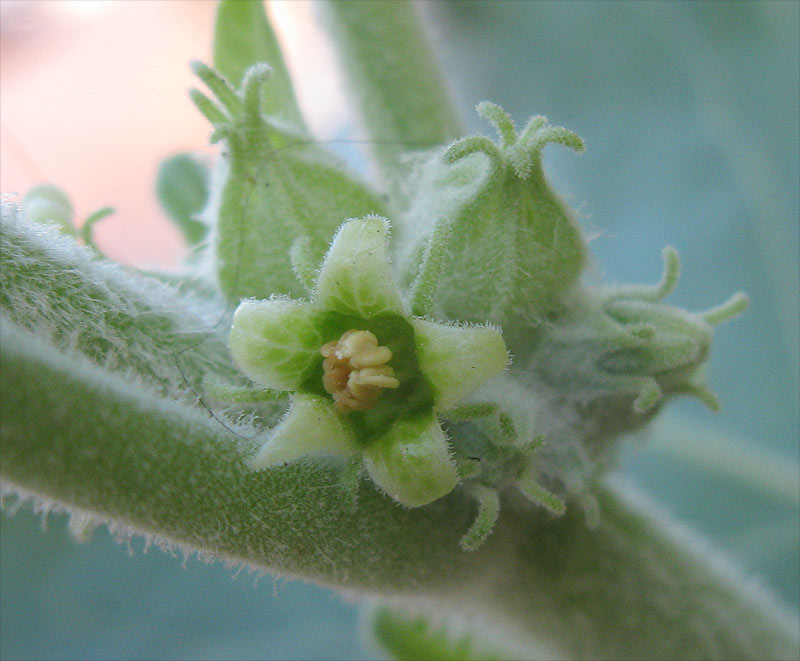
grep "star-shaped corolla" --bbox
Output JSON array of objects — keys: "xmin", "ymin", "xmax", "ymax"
[{"xmin": 229, "ymin": 216, "xmax": 509, "ymax": 507}]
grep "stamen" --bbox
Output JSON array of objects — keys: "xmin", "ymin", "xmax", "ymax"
[{"xmin": 321, "ymin": 330, "xmax": 399, "ymax": 412}]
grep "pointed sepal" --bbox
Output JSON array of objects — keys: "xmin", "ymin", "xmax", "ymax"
[
  {"xmin": 363, "ymin": 414, "xmax": 458, "ymax": 507},
  {"xmin": 459, "ymin": 483, "xmax": 500, "ymax": 551},
  {"xmin": 249, "ymin": 394, "xmax": 357, "ymax": 469},
  {"xmin": 411, "ymin": 319, "xmax": 509, "ymax": 411},
  {"xmin": 229, "ymin": 298, "xmax": 321, "ymax": 391},
  {"xmin": 213, "ymin": 0, "xmax": 306, "ymax": 130},
  {"xmin": 315, "ymin": 217, "xmax": 406, "ymax": 318}
]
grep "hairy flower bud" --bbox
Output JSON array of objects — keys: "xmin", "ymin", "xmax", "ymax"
[{"xmin": 398, "ymin": 102, "xmax": 585, "ymax": 342}]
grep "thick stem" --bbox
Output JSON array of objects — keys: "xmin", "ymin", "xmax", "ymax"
[
  {"xmin": 2, "ymin": 319, "xmax": 797, "ymax": 659},
  {"xmin": 457, "ymin": 481, "xmax": 800, "ymax": 660}
]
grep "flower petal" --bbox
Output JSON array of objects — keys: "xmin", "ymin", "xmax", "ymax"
[
  {"xmin": 249, "ymin": 394, "xmax": 357, "ymax": 469},
  {"xmin": 314, "ymin": 216, "xmax": 405, "ymax": 317},
  {"xmin": 229, "ymin": 298, "xmax": 321, "ymax": 390},
  {"xmin": 363, "ymin": 413, "xmax": 458, "ymax": 507},
  {"xmin": 411, "ymin": 319, "xmax": 509, "ymax": 411}
]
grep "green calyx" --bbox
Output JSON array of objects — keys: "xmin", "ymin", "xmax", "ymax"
[
  {"xmin": 399, "ymin": 102, "xmax": 586, "ymax": 340},
  {"xmin": 526, "ymin": 247, "xmax": 748, "ymax": 425},
  {"xmin": 190, "ymin": 61, "xmax": 388, "ymax": 304},
  {"xmin": 228, "ymin": 217, "xmax": 510, "ymax": 508}
]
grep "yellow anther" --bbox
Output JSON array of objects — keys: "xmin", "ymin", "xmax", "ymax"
[
  {"xmin": 350, "ymin": 347, "xmax": 393, "ymax": 369},
  {"xmin": 321, "ymin": 329, "xmax": 399, "ymax": 413},
  {"xmin": 338, "ymin": 329, "xmax": 378, "ymax": 358}
]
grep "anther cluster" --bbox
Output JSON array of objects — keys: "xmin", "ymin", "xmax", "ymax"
[{"xmin": 321, "ymin": 329, "xmax": 399, "ymax": 412}]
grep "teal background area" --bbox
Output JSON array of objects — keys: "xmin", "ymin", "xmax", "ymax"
[{"xmin": 2, "ymin": 2, "xmax": 798, "ymax": 659}]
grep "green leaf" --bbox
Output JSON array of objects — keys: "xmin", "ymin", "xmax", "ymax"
[
  {"xmin": 155, "ymin": 153, "xmax": 210, "ymax": 246},
  {"xmin": 213, "ymin": 0, "xmax": 305, "ymax": 130}
]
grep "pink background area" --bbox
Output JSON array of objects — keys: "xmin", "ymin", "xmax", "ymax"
[{"xmin": 1, "ymin": 1, "xmax": 217, "ymax": 268}]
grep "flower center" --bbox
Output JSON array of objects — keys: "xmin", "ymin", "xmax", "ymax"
[{"xmin": 320, "ymin": 329, "xmax": 400, "ymax": 413}]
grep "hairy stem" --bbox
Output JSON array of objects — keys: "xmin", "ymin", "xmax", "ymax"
[{"xmin": 2, "ymin": 316, "xmax": 797, "ymax": 659}]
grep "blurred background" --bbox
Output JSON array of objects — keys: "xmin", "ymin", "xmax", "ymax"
[{"xmin": 1, "ymin": 1, "xmax": 797, "ymax": 659}]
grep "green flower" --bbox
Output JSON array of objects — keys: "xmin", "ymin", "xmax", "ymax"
[{"xmin": 229, "ymin": 216, "xmax": 509, "ymax": 507}]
